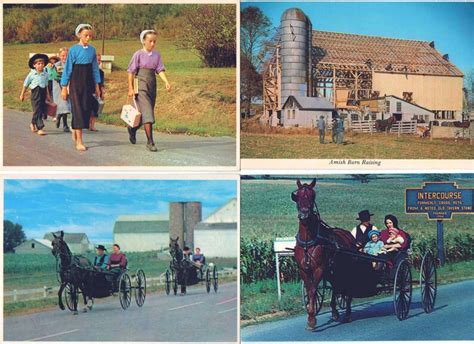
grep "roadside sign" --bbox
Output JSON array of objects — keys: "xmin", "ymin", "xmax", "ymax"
[
  {"xmin": 406, "ymin": 182, "xmax": 473, "ymax": 265},
  {"xmin": 274, "ymin": 237, "xmax": 296, "ymax": 301}
]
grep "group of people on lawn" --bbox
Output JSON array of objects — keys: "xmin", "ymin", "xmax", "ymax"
[
  {"xmin": 20, "ymin": 23, "xmax": 171, "ymax": 152},
  {"xmin": 317, "ymin": 113, "xmax": 345, "ymax": 145}
]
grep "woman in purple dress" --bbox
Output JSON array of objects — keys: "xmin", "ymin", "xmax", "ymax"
[{"xmin": 127, "ymin": 30, "xmax": 171, "ymax": 152}]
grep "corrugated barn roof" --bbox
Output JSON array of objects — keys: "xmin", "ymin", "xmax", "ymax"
[{"xmin": 312, "ymin": 30, "xmax": 463, "ymax": 77}]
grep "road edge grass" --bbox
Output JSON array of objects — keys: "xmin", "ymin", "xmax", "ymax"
[
  {"xmin": 240, "ymin": 259, "xmax": 474, "ymax": 328},
  {"xmin": 4, "ymin": 276, "xmax": 237, "ymax": 317}
]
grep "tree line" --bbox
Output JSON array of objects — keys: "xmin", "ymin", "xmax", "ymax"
[{"xmin": 4, "ymin": 4, "xmax": 235, "ymax": 68}]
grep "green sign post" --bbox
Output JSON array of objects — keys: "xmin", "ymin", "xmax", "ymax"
[{"xmin": 406, "ymin": 182, "xmax": 473, "ymax": 265}]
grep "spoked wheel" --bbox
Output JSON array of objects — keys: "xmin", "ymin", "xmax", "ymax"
[
  {"xmin": 64, "ymin": 282, "xmax": 78, "ymax": 312},
  {"xmin": 301, "ymin": 281, "xmax": 325, "ymax": 315},
  {"xmin": 172, "ymin": 270, "xmax": 178, "ymax": 295},
  {"xmin": 206, "ymin": 269, "xmax": 211, "ymax": 293},
  {"xmin": 393, "ymin": 259, "xmax": 412, "ymax": 321},
  {"xmin": 134, "ymin": 269, "xmax": 146, "ymax": 307},
  {"xmin": 212, "ymin": 265, "xmax": 218, "ymax": 293},
  {"xmin": 420, "ymin": 251, "xmax": 437, "ymax": 313},
  {"xmin": 165, "ymin": 270, "xmax": 171, "ymax": 295},
  {"xmin": 118, "ymin": 273, "xmax": 132, "ymax": 310}
]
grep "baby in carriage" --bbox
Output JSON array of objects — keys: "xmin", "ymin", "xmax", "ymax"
[{"xmin": 383, "ymin": 228, "xmax": 405, "ymax": 252}]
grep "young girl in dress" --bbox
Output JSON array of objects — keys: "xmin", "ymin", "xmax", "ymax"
[
  {"xmin": 60, "ymin": 24, "xmax": 101, "ymax": 151},
  {"xmin": 127, "ymin": 29, "xmax": 171, "ymax": 152},
  {"xmin": 53, "ymin": 47, "xmax": 71, "ymax": 132}
]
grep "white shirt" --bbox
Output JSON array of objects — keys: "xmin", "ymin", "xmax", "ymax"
[{"xmin": 351, "ymin": 224, "xmax": 378, "ymax": 238}]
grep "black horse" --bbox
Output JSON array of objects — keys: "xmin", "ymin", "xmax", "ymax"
[
  {"xmin": 169, "ymin": 237, "xmax": 196, "ymax": 294},
  {"xmin": 51, "ymin": 231, "xmax": 94, "ymax": 314}
]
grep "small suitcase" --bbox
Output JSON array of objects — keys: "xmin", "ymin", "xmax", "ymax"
[{"xmin": 45, "ymin": 101, "xmax": 57, "ymax": 118}]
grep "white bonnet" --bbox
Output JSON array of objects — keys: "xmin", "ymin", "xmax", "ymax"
[{"xmin": 140, "ymin": 30, "xmax": 156, "ymax": 44}]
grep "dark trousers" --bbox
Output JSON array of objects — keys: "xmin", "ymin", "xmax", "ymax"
[
  {"xmin": 57, "ymin": 113, "xmax": 69, "ymax": 129},
  {"xmin": 30, "ymin": 86, "xmax": 46, "ymax": 130}
]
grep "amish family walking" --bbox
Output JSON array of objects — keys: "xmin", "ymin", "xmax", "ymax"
[{"xmin": 20, "ymin": 24, "xmax": 171, "ymax": 152}]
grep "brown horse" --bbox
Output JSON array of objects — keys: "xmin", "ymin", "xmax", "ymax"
[{"xmin": 292, "ymin": 178, "xmax": 357, "ymax": 330}]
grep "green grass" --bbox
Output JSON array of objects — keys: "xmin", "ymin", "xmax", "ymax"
[
  {"xmin": 241, "ymin": 260, "xmax": 474, "ymax": 325},
  {"xmin": 3, "ymin": 252, "xmax": 237, "ymax": 292},
  {"xmin": 241, "ymin": 176, "xmax": 474, "ymax": 240},
  {"xmin": 240, "ymin": 132, "xmax": 474, "ymax": 159},
  {"xmin": 4, "ymin": 39, "xmax": 236, "ymax": 137}
]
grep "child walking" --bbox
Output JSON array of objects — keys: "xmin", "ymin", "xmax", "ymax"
[
  {"xmin": 89, "ymin": 53, "xmax": 105, "ymax": 132},
  {"xmin": 53, "ymin": 47, "xmax": 71, "ymax": 132},
  {"xmin": 127, "ymin": 29, "xmax": 171, "ymax": 152},
  {"xmin": 20, "ymin": 53, "xmax": 52, "ymax": 136},
  {"xmin": 60, "ymin": 24, "xmax": 101, "ymax": 151}
]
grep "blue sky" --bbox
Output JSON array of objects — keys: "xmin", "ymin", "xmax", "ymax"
[
  {"xmin": 4, "ymin": 180, "xmax": 237, "ymax": 243},
  {"xmin": 242, "ymin": 2, "xmax": 474, "ymax": 75}
]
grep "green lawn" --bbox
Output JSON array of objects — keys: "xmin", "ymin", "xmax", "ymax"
[
  {"xmin": 240, "ymin": 176, "xmax": 474, "ymax": 240},
  {"xmin": 241, "ymin": 132, "xmax": 474, "ymax": 159},
  {"xmin": 4, "ymin": 40, "xmax": 236, "ymax": 137}
]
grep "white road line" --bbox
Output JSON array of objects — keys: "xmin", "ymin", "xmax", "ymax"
[
  {"xmin": 25, "ymin": 329, "xmax": 80, "ymax": 341},
  {"xmin": 216, "ymin": 297, "xmax": 237, "ymax": 305},
  {"xmin": 218, "ymin": 307, "xmax": 237, "ymax": 314},
  {"xmin": 168, "ymin": 301, "xmax": 204, "ymax": 311}
]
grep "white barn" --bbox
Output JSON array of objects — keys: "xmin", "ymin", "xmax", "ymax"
[
  {"xmin": 14, "ymin": 239, "xmax": 52, "ymax": 254},
  {"xmin": 194, "ymin": 198, "xmax": 237, "ymax": 258},
  {"xmin": 43, "ymin": 232, "xmax": 92, "ymax": 254},
  {"xmin": 360, "ymin": 95, "xmax": 435, "ymax": 123},
  {"xmin": 281, "ymin": 96, "xmax": 336, "ymax": 128},
  {"xmin": 113, "ymin": 214, "xmax": 169, "ymax": 252}
]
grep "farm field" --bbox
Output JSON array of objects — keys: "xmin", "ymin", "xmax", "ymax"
[
  {"xmin": 4, "ymin": 40, "xmax": 236, "ymax": 137},
  {"xmin": 240, "ymin": 176, "xmax": 474, "ymax": 240},
  {"xmin": 240, "ymin": 132, "xmax": 474, "ymax": 159},
  {"xmin": 3, "ymin": 251, "xmax": 237, "ymax": 292}
]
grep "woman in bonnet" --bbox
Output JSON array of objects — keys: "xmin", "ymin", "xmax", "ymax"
[{"xmin": 127, "ymin": 29, "xmax": 171, "ymax": 152}]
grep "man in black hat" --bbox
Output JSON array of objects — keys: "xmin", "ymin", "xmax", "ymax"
[
  {"xmin": 351, "ymin": 210, "xmax": 378, "ymax": 250},
  {"xmin": 93, "ymin": 245, "xmax": 109, "ymax": 271}
]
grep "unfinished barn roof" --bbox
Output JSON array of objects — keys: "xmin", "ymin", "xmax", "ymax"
[{"xmin": 312, "ymin": 30, "xmax": 463, "ymax": 77}]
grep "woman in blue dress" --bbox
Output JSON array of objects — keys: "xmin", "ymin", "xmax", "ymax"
[{"xmin": 60, "ymin": 24, "xmax": 101, "ymax": 151}]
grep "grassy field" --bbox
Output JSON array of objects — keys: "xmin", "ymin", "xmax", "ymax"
[
  {"xmin": 240, "ymin": 176, "xmax": 474, "ymax": 240},
  {"xmin": 241, "ymin": 260, "xmax": 474, "ymax": 325},
  {"xmin": 4, "ymin": 40, "xmax": 236, "ymax": 137},
  {"xmin": 241, "ymin": 132, "xmax": 474, "ymax": 159},
  {"xmin": 4, "ymin": 252, "xmax": 237, "ymax": 292}
]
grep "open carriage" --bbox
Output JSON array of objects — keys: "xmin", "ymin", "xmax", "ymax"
[
  {"xmin": 302, "ymin": 246, "xmax": 437, "ymax": 320},
  {"xmin": 63, "ymin": 267, "xmax": 147, "ymax": 311},
  {"xmin": 164, "ymin": 259, "xmax": 218, "ymax": 295}
]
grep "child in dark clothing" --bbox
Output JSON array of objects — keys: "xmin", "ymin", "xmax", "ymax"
[{"xmin": 20, "ymin": 54, "xmax": 52, "ymax": 136}]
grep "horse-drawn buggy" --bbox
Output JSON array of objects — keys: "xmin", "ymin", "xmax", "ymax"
[
  {"xmin": 51, "ymin": 231, "xmax": 146, "ymax": 313},
  {"xmin": 291, "ymin": 179, "xmax": 437, "ymax": 330},
  {"xmin": 165, "ymin": 237, "xmax": 218, "ymax": 295}
]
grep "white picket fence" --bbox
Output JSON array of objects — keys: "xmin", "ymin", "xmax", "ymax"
[
  {"xmin": 4, "ymin": 268, "xmax": 237, "ymax": 303},
  {"xmin": 350, "ymin": 120, "xmax": 417, "ymax": 134}
]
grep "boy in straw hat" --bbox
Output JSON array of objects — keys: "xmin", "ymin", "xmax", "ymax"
[{"xmin": 20, "ymin": 53, "xmax": 52, "ymax": 136}]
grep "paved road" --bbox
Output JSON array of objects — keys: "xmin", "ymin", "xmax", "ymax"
[
  {"xmin": 242, "ymin": 279, "xmax": 474, "ymax": 341},
  {"xmin": 3, "ymin": 109, "xmax": 236, "ymax": 167},
  {"xmin": 4, "ymin": 282, "xmax": 237, "ymax": 342}
]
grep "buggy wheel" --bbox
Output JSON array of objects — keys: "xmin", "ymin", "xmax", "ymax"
[
  {"xmin": 64, "ymin": 282, "xmax": 78, "ymax": 312},
  {"xmin": 206, "ymin": 269, "xmax": 211, "ymax": 293},
  {"xmin": 165, "ymin": 270, "xmax": 171, "ymax": 295},
  {"xmin": 134, "ymin": 269, "xmax": 146, "ymax": 307},
  {"xmin": 393, "ymin": 259, "xmax": 412, "ymax": 321},
  {"xmin": 118, "ymin": 273, "xmax": 132, "ymax": 310},
  {"xmin": 420, "ymin": 251, "xmax": 437, "ymax": 313},
  {"xmin": 336, "ymin": 294, "xmax": 347, "ymax": 311},
  {"xmin": 172, "ymin": 270, "xmax": 178, "ymax": 295},
  {"xmin": 301, "ymin": 281, "xmax": 324, "ymax": 315},
  {"xmin": 212, "ymin": 265, "xmax": 218, "ymax": 293}
]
